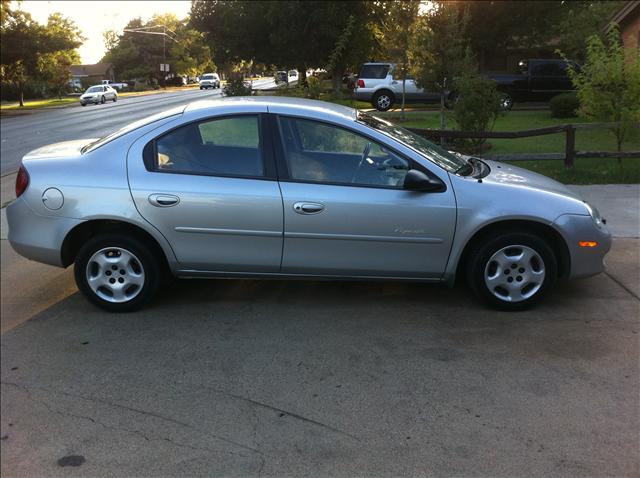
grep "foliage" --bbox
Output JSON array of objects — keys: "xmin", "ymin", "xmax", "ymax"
[
  {"xmin": 410, "ymin": 1, "xmax": 474, "ymax": 130},
  {"xmin": 549, "ymin": 93, "xmax": 579, "ymax": 118},
  {"xmin": 451, "ymin": 74, "xmax": 503, "ymax": 150},
  {"xmin": 306, "ymin": 76, "xmax": 322, "ymax": 100},
  {"xmin": 373, "ymin": 0, "xmax": 420, "ymax": 117},
  {"xmin": 190, "ymin": 1, "xmax": 379, "ymax": 89},
  {"xmin": 0, "ymin": 4, "xmax": 83, "ymax": 105},
  {"xmin": 564, "ymin": 28, "xmax": 640, "ymax": 157},
  {"xmin": 37, "ymin": 49, "xmax": 80, "ymax": 98},
  {"xmin": 223, "ymin": 78, "xmax": 252, "ymax": 97},
  {"xmin": 102, "ymin": 13, "xmax": 213, "ymax": 83}
]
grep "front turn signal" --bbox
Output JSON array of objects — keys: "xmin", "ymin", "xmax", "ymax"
[{"xmin": 579, "ymin": 241, "xmax": 598, "ymax": 248}]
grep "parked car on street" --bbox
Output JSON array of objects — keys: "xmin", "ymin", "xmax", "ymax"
[
  {"xmin": 354, "ymin": 62, "xmax": 440, "ymax": 111},
  {"xmin": 489, "ymin": 59, "xmax": 578, "ymax": 109},
  {"xmin": 101, "ymin": 79, "xmax": 128, "ymax": 90},
  {"xmin": 7, "ymin": 97, "xmax": 610, "ymax": 312},
  {"xmin": 199, "ymin": 73, "xmax": 220, "ymax": 89},
  {"xmin": 79, "ymin": 85, "xmax": 117, "ymax": 106}
]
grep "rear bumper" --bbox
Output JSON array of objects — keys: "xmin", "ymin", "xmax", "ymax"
[
  {"xmin": 353, "ymin": 90, "xmax": 374, "ymax": 101},
  {"xmin": 553, "ymin": 214, "xmax": 612, "ymax": 279},
  {"xmin": 6, "ymin": 197, "xmax": 81, "ymax": 267}
]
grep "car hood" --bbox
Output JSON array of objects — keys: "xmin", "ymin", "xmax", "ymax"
[
  {"xmin": 23, "ymin": 139, "xmax": 98, "ymax": 160},
  {"xmin": 482, "ymin": 159, "xmax": 584, "ymax": 202}
]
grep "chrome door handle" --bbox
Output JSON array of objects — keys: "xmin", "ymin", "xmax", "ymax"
[
  {"xmin": 148, "ymin": 194, "xmax": 180, "ymax": 207},
  {"xmin": 293, "ymin": 202, "xmax": 324, "ymax": 215}
]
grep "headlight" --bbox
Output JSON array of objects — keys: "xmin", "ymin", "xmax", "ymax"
[{"xmin": 584, "ymin": 202, "xmax": 605, "ymax": 228}]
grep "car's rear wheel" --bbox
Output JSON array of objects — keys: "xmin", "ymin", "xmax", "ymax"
[
  {"xmin": 74, "ymin": 234, "xmax": 161, "ymax": 312},
  {"xmin": 500, "ymin": 93, "xmax": 514, "ymax": 110},
  {"xmin": 466, "ymin": 232, "xmax": 557, "ymax": 310},
  {"xmin": 372, "ymin": 90, "xmax": 394, "ymax": 111}
]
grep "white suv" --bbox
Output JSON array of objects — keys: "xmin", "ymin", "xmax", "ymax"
[
  {"xmin": 354, "ymin": 63, "xmax": 439, "ymax": 111},
  {"xmin": 199, "ymin": 73, "xmax": 220, "ymax": 89}
]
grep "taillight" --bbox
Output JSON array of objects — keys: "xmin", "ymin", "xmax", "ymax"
[
  {"xmin": 15, "ymin": 165, "xmax": 29, "ymax": 197},
  {"xmin": 357, "ymin": 79, "xmax": 365, "ymax": 88}
]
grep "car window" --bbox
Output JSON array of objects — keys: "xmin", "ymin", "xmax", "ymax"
[
  {"xmin": 279, "ymin": 117, "xmax": 409, "ymax": 188},
  {"xmin": 87, "ymin": 86, "xmax": 103, "ymax": 93},
  {"xmin": 358, "ymin": 64, "xmax": 390, "ymax": 79},
  {"xmin": 155, "ymin": 115, "xmax": 263, "ymax": 177}
]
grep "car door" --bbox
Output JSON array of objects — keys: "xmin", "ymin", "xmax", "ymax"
[
  {"xmin": 127, "ymin": 113, "xmax": 284, "ymax": 272},
  {"xmin": 273, "ymin": 115, "xmax": 456, "ymax": 278}
]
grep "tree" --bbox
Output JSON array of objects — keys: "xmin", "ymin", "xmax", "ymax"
[
  {"xmin": 1, "ymin": 6, "xmax": 83, "ymax": 105},
  {"xmin": 564, "ymin": 28, "xmax": 640, "ymax": 162},
  {"xmin": 190, "ymin": 1, "xmax": 378, "ymax": 90},
  {"xmin": 37, "ymin": 49, "xmax": 80, "ymax": 98},
  {"xmin": 102, "ymin": 13, "xmax": 213, "ymax": 84},
  {"xmin": 410, "ymin": 2, "xmax": 474, "ymax": 132},
  {"xmin": 374, "ymin": 0, "xmax": 420, "ymax": 118}
]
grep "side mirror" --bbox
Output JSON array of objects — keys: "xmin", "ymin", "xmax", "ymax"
[{"xmin": 403, "ymin": 169, "xmax": 445, "ymax": 192}]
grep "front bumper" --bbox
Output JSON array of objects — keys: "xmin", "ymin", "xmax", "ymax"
[
  {"xmin": 553, "ymin": 213, "xmax": 612, "ymax": 279},
  {"xmin": 6, "ymin": 197, "xmax": 82, "ymax": 267}
]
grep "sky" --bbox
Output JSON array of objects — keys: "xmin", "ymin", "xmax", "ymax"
[{"xmin": 16, "ymin": 0, "xmax": 192, "ymax": 64}]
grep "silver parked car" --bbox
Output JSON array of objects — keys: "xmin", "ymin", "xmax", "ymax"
[
  {"xmin": 80, "ymin": 85, "xmax": 118, "ymax": 106},
  {"xmin": 7, "ymin": 97, "xmax": 611, "ymax": 312},
  {"xmin": 354, "ymin": 62, "xmax": 440, "ymax": 111}
]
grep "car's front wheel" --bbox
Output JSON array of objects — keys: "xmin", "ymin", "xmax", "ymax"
[
  {"xmin": 74, "ymin": 234, "xmax": 161, "ymax": 312},
  {"xmin": 80, "ymin": 102, "xmax": 86, "ymax": 107},
  {"xmin": 372, "ymin": 90, "xmax": 395, "ymax": 111},
  {"xmin": 467, "ymin": 232, "xmax": 557, "ymax": 310},
  {"xmin": 113, "ymin": 95, "xmax": 117, "ymax": 102},
  {"xmin": 100, "ymin": 95, "xmax": 106, "ymax": 104}
]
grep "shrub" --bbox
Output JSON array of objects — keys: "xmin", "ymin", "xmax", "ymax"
[
  {"xmin": 306, "ymin": 76, "xmax": 322, "ymax": 99},
  {"xmin": 549, "ymin": 93, "xmax": 579, "ymax": 118},
  {"xmin": 451, "ymin": 73, "xmax": 503, "ymax": 151},
  {"xmin": 223, "ymin": 78, "xmax": 252, "ymax": 96}
]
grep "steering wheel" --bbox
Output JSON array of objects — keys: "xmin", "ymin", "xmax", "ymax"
[{"xmin": 351, "ymin": 142, "xmax": 372, "ymax": 183}]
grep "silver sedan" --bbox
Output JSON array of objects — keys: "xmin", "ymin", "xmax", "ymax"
[{"xmin": 7, "ymin": 97, "xmax": 611, "ymax": 311}]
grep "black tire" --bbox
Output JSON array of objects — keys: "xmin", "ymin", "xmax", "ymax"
[
  {"xmin": 100, "ymin": 95, "xmax": 106, "ymax": 104},
  {"xmin": 500, "ymin": 93, "xmax": 514, "ymax": 110},
  {"xmin": 466, "ymin": 232, "xmax": 557, "ymax": 311},
  {"xmin": 199, "ymin": 86, "xmax": 203, "ymax": 90},
  {"xmin": 372, "ymin": 90, "xmax": 395, "ymax": 111},
  {"xmin": 80, "ymin": 102, "xmax": 86, "ymax": 107},
  {"xmin": 113, "ymin": 95, "xmax": 117, "ymax": 102},
  {"xmin": 74, "ymin": 233, "xmax": 162, "ymax": 312}
]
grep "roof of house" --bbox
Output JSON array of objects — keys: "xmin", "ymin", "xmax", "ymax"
[
  {"xmin": 604, "ymin": 1, "xmax": 639, "ymax": 31},
  {"xmin": 70, "ymin": 63, "xmax": 113, "ymax": 77}
]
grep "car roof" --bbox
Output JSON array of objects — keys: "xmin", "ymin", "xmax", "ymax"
[{"xmin": 184, "ymin": 96, "xmax": 357, "ymax": 121}]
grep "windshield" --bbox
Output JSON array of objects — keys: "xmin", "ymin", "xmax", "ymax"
[
  {"xmin": 86, "ymin": 86, "xmax": 103, "ymax": 93},
  {"xmin": 201, "ymin": 74, "xmax": 214, "ymax": 80},
  {"xmin": 357, "ymin": 112, "xmax": 468, "ymax": 173},
  {"xmin": 81, "ymin": 107, "xmax": 184, "ymax": 153}
]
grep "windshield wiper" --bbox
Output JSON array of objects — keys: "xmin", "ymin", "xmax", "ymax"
[{"xmin": 454, "ymin": 161, "xmax": 473, "ymax": 176}]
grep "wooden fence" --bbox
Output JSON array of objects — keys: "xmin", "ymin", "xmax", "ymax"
[{"xmin": 406, "ymin": 122, "xmax": 640, "ymax": 169}]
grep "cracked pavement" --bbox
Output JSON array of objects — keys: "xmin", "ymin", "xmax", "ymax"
[{"xmin": 1, "ymin": 237, "xmax": 639, "ymax": 477}]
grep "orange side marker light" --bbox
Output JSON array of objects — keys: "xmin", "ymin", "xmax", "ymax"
[{"xmin": 579, "ymin": 241, "xmax": 598, "ymax": 248}]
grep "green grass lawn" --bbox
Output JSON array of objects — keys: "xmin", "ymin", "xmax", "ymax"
[
  {"xmin": 0, "ymin": 97, "xmax": 78, "ymax": 110},
  {"xmin": 384, "ymin": 110, "xmax": 640, "ymax": 184}
]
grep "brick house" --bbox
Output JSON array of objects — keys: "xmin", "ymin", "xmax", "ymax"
[
  {"xmin": 604, "ymin": 1, "xmax": 639, "ymax": 51},
  {"xmin": 69, "ymin": 63, "xmax": 115, "ymax": 87}
]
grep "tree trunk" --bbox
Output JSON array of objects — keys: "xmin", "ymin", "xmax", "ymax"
[
  {"xmin": 298, "ymin": 65, "xmax": 307, "ymax": 88},
  {"xmin": 332, "ymin": 73, "xmax": 341, "ymax": 97},
  {"xmin": 19, "ymin": 86, "xmax": 24, "ymax": 108},
  {"xmin": 401, "ymin": 71, "xmax": 406, "ymax": 121},
  {"xmin": 439, "ymin": 90, "xmax": 446, "ymax": 146},
  {"xmin": 616, "ymin": 132, "xmax": 623, "ymax": 166}
]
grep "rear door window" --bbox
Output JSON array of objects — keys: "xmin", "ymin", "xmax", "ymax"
[
  {"xmin": 154, "ymin": 115, "xmax": 263, "ymax": 177},
  {"xmin": 358, "ymin": 64, "xmax": 390, "ymax": 79}
]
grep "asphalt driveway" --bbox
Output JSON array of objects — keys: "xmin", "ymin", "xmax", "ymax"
[{"xmin": 1, "ymin": 236, "xmax": 638, "ymax": 477}]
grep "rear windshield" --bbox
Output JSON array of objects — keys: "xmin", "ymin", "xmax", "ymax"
[
  {"xmin": 358, "ymin": 64, "xmax": 390, "ymax": 79},
  {"xmin": 82, "ymin": 107, "xmax": 184, "ymax": 153}
]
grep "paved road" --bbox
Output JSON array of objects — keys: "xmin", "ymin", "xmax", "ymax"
[
  {"xmin": 0, "ymin": 88, "xmax": 221, "ymax": 176},
  {"xmin": 1, "ymin": 237, "xmax": 638, "ymax": 477}
]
